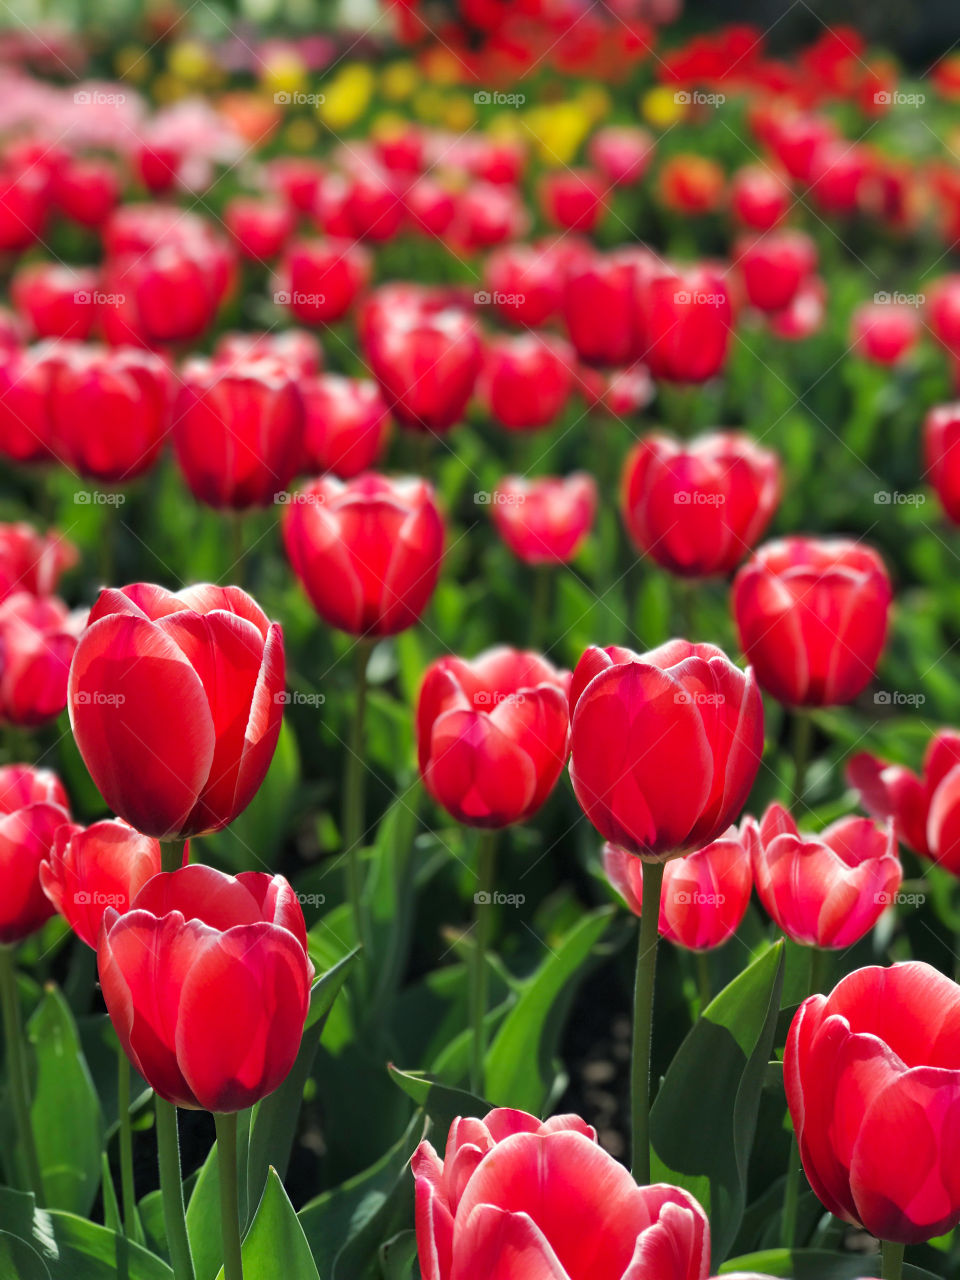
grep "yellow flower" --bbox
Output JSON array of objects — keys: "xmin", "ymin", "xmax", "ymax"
[
  {"xmin": 412, "ymin": 87, "xmax": 446, "ymax": 123},
  {"xmin": 525, "ymin": 102, "xmax": 590, "ymax": 166},
  {"xmin": 381, "ymin": 61, "xmax": 418, "ymax": 102},
  {"xmin": 317, "ymin": 63, "xmax": 375, "ymax": 131},
  {"xmin": 577, "ymin": 85, "xmax": 612, "ymax": 125},
  {"xmin": 486, "ymin": 112, "xmax": 524, "ymax": 142},
  {"xmin": 115, "ymin": 45, "xmax": 151, "ymax": 83},
  {"xmin": 421, "ymin": 46, "xmax": 462, "ymax": 87},
  {"xmin": 642, "ymin": 84, "xmax": 687, "ymax": 129},
  {"xmin": 444, "ymin": 94, "xmax": 477, "ymax": 131},
  {"xmin": 261, "ymin": 50, "xmax": 308, "ymax": 98},
  {"xmin": 152, "ymin": 74, "xmax": 189, "ymax": 105},
  {"xmin": 166, "ymin": 40, "xmax": 211, "ymax": 85},
  {"xmin": 284, "ymin": 118, "xmax": 320, "ymax": 152}
]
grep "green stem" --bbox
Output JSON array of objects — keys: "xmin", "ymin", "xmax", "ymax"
[
  {"xmin": 881, "ymin": 1240, "xmax": 905, "ymax": 1280},
  {"xmin": 528, "ymin": 567, "xmax": 551, "ymax": 650},
  {"xmin": 235, "ymin": 1108, "xmax": 251, "ymax": 1231},
  {"xmin": 631, "ymin": 858, "xmax": 665, "ymax": 1183},
  {"xmin": 117, "ymin": 1047, "xmax": 137, "ymax": 1238},
  {"xmin": 0, "ymin": 947, "xmax": 43, "ymax": 1202},
  {"xmin": 343, "ymin": 639, "xmax": 374, "ymax": 967},
  {"xmin": 155, "ymin": 1098, "xmax": 196, "ymax": 1280},
  {"xmin": 695, "ymin": 950, "xmax": 711, "ymax": 1014},
  {"xmin": 230, "ymin": 513, "xmax": 245, "ymax": 587},
  {"xmin": 791, "ymin": 711, "xmax": 812, "ymax": 810},
  {"xmin": 469, "ymin": 830, "xmax": 498, "ymax": 1096},
  {"xmin": 215, "ymin": 1113, "xmax": 244, "ymax": 1280},
  {"xmin": 161, "ymin": 838, "xmax": 188, "ymax": 875}
]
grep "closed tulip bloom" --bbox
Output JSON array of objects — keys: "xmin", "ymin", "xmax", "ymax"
[
  {"xmin": 583, "ymin": 363, "xmax": 655, "ymax": 417},
  {"xmin": 491, "ymin": 474, "xmax": 596, "ymax": 565},
  {"xmin": 0, "ymin": 764, "xmax": 70, "ymax": 944},
  {"xmin": 563, "ymin": 248, "xmax": 648, "ymax": 367},
  {"xmin": 301, "ymin": 375, "xmax": 391, "ymax": 477},
  {"xmin": 733, "ymin": 537, "xmax": 893, "ymax": 707},
  {"xmin": 658, "ymin": 154, "xmax": 725, "ymax": 216},
  {"xmin": 284, "ymin": 474, "xmax": 444, "ymax": 636},
  {"xmin": 847, "ymin": 730, "xmax": 960, "ymax": 872},
  {"xmin": 447, "ymin": 182, "xmax": 528, "ymax": 253},
  {"xmin": 0, "ymin": 342, "xmax": 72, "ymax": 465},
  {"xmin": 54, "ymin": 155, "xmax": 121, "ymax": 229},
  {"xmin": 785, "ymin": 962, "xmax": 960, "ymax": 1244},
  {"xmin": 213, "ymin": 330, "xmax": 322, "ymax": 379},
  {"xmin": 642, "ymin": 266, "xmax": 733, "ymax": 384},
  {"xmin": 368, "ymin": 308, "xmax": 481, "ymax": 434},
  {"xmin": 224, "ymin": 196, "xmax": 294, "ymax": 261},
  {"xmin": 417, "ymin": 648, "xmax": 571, "ymax": 829},
  {"xmin": 924, "ymin": 403, "xmax": 960, "ymax": 524},
  {"xmin": 569, "ymin": 640, "xmax": 763, "ymax": 860},
  {"xmin": 603, "ymin": 823, "xmax": 753, "ymax": 950},
  {"xmin": 280, "ymin": 238, "xmax": 371, "ymax": 326},
  {"xmin": 745, "ymin": 803, "xmax": 901, "ymax": 948},
  {"xmin": 0, "ymin": 593, "xmax": 80, "ymax": 726},
  {"xmin": 405, "ymin": 177, "xmax": 457, "ymax": 237},
  {"xmin": 102, "ymin": 243, "xmax": 230, "ymax": 348},
  {"xmin": 485, "ymin": 241, "xmax": 569, "ymax": 328},
  {"xmin": 588, "ymin": 126, "xmax": 655, "ymax": 187},
  {"xmin": 98, "ymin": 866, "xmax": 314, "ymax": 1111},
  {"xmin": 768, "ymin": 275, "xmax": 827, "ymax": 341},
  {"xmin": 729, "ymin": 165, "xmax": 791, "ymax": 230},
  {"xmin": 928, "ymin": 275, "xmax": 960, "ymax": 357},
  {"xmin": 413, "ymin": 1107, "xmax": 710, "ymax": 1280},
  {"xmin": 851, "ymin": 302, "xmax": 920, "ymax": 365},
  {"xmin": 0, "ymin": 524, "xmax": 76, "ymax": 600},
  {"xmin": 267, "ymin": 157, "xmax": 325, "ymax": 213},
  {"xmin": 483, "ymin": 333, "xmax": 576, "ymax": 431},
  {"xmin": 622, "ymin": 431, "xmax": 781, "ymax": 578},
  {"xmin": 173, "ymin": 357, "xmax": 304, "ymax": 510},
  {"xmin": 40, "ymin": 818, "xmax": 181, "ymax": 949},
  {"xmin": 0, "ymin": 158, "xmax": 47, "ymax": 254},
  {"xmin": 51, "ymin": 345, "xmax": 172, "ymax": 483},
  {"xmin": 68, "ymin": 583, "xmax": 284, "ymax": 839},
  {"xmin": 11, "ymin": 264, "xmax": 98, "ymax": 341},
  {"xmin": 540, "ymin": 169, "xmax": 606, "ymax": 232},
  {"xmin": 736, "ymin": 231, "xmax": 817, "ymax": 313}
]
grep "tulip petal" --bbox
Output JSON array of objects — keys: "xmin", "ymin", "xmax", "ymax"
[{"xmin": 451, "ymin": 1205, "xmax": 570, "ymax": 1280}]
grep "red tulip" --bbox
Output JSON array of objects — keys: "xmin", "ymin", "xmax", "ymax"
[
  {"xmin": 0, "ymin": 342, "xmax": 65, "ymax": 464},
  {"xmin": 11, "ymin": 264, "xmax": 98, "ymax": 341},
  {"xmin": 491, "ymin": 473, "xmax": 596, "ymax": 565},
  {"xmin": 622, "ymin": 431, "xmax": 781, "ymax": 578},
  {"xmin": 447, "ymin": 182, "xmax": 528, "ymax": 253},
  {"xmin": 367, "ymin": 307, "xmax": 481, "ymax": 434},
  {"xmin": 68, "ymin": 583, "xmax": 284, "ymax": 839},
  {"xmin": 785, "ymin": 962, "xmax": 960, "ymax": 1244},
  {"xmin": 51, "ymin": 344, "xmax": 172, "ymax": 483},
  {"xmin": 0, "ymin": 593, "xmax": 80, "ymax": 727},
  {"xmin": 736, "ymin": 231, "xmax": 817, "ymax": 313},
  {"xmin": 924, "ymin": 403, "xmax": 960, "ymax": 523},
  {"xmin": 0, "ymin": 764, "xmax": 70, "ymax": 944},
  {"xmin": 582, "ymin": 363, "xmax": 655, "ymax": 417},
  {"xmin": 284, "ymin": 473, "xmax": 444, "ymax": 636},
  {"xmin": 135, "ymin": 142, "xmax": 182, "ymax": 195},
  {"xmin": 569, "ymin": 640, "xmax": 763, "ymax": 859},
  {"xmin": 732, "ymin": 537, "xmax": 893, "ymax": 707},
  {"xmin": 657, "ymin": 154, "xmax": 725, "ymax": 216},
  {"xmin": 808, "ymin": 141, "xmax": 871, "ymax": 216},
  {"xmin": 482, "ymin": 333, "xmax": 575, "ymax": 431},
  {"xmin": 603, "ymin": 822, "xmax": 753, "ymax": 950},
  {"xmin": 301, "ymin": 375, "xmax": 391, "ymax": 477},
  {"xmin": 417, "ymin": 648, "xmax": 571, "ymax": 828},
  {"xmin": 173, "ymin": 357, "xmax": 304, "ymax": 510},
  {"xmin": 485, "ymin": 240, "xmax": 572, "ymax": 328},
  {"xmin": 40, "ymin": 818, "xmax": 182, "ymax": 949},
  {"xmin": 729, "ymin": 165, "xmax": 791, "ymax": 230},
  {"xmin": 0, "ymin": 524, "xmax": 76, "ymax": 601},
  {"xmin": 54, "ymin": 155, "xmax": 120, "ymax": 229},
  {"xmin": 340, "ymin": 169, "xmax": 405, "ymax": 242},
  {"xmin": 768, "ymin": 275, "xmax": 827, "ymax": 341},
  {"xmin": 224, "ymin": 197, "xmax": 294, "ymax": 261},
  {"xmin": 928, "ymin": 275, "xmax": 960, "ymax": 358},
  {"xmin": 563, "ymin": 248, "xmax": 649, "ymax": 366},
  {"xmin": 850, "ymin": 302, "xmax": 920, "ymax": 365},
  {"xmin": 0, "ymin": 156, "xmax": 48, "ymax": 254},
  {"xmin": 588, "ymin": 126, "xmax": 655, "ymax": 187},
  {"xmin": 98, "ymin": 866, "xmax": 314, "ymax": 1111},
  {"xmin": 266, "ymin": 158, "xmax": 325, "ymax": 213},
  {"xmin": 413, "ymin": 1107, "xmax": 710, "ymax": 1280},
  {"xmin": 405, "ymin": 177, "xmax": 457, "ymax": 237},
  {"xmin": 280, "ymin": 238, "xmax": 371, "ymax": 326},
  {"xmin": 745, "ymin": 803, "xmax": 901, "ymax": 948},
  {"xmin": 767, "ymin": 113, "xmax": 836, "ymax": 183},
  {"xmin": 213, "ymin": 329, "xmax": 322, "ymax": 378},
  {"xmin": 642, "ymin": 265, "xmax": 733, "ymax": 384},
  {"xmin": 847, "ymin": 730, "xmax": 960, "ymax": 872},
  {"xmin": 540, "ymin": 169, "xmax": 606, "ymax": 232}
]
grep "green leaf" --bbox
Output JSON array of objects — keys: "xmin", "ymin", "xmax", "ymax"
[
  {"xmin": 99, "ymin": 1154, "xmax": 121, "ymax": 1236},
  {"xmin": 379, "ymin": 1229, "xmax": 418, "ymax": 1280},
  {"xmin": 28, "ymin": 987, "xmax": 104, "ymax": 1216},
  {"xmin": 205, "ymin": 720, "xmax": 300, "ymax": 872},
  {"xmin": 247, "ymin": 948, "xmax": 360, "ymax": 1215},
  {"xmin": 387, "ymin": 1064, "xmax": 489, "ymax": 1135},
  {"xmin": 186, "ymin": 1144, "xmax": 221, "ymax": 1280},
  {"xmin": 651, "ymin": 940, "xmax": 786, "ymax": 1268},
  {"xmin": 366, "ymin": 789, "xmax": 422, "ymax": 1021},
  {"xmin": 720, "ymin": 1248, "xmax": 941, "ymax": 1279},
  {"xmin": 484, "ymin": 907, "xmax": 613, "ymax": 1112},
  {"xmin": 215, "ymin": 1169, "xmax": 319, "ymax": 1280}
]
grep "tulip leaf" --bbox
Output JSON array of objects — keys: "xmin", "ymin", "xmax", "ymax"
[
  {"xmin": 719, "ymin": 1248, "xmax": 942, "ymax": 1279},
  {"xmin": 186, "ymin": 1144, "xmax": 221, "ymax": 1280},
  {"xmin": 387, "ymin": 1063, "xmax": 490, "ymax": 1135},
  {"xmin": 366, "ymin": 786, "xmax": 422, "ymax": 1021},
  {"xmin": 379, "ymin": 1229, "xmax": 418, "ymax": 1280},
  {"xmin": 215, "ymin": 1169, "xmax": 319, "ymax": 1280},
  {"xmin": 246, "ymin": 947, "xmax": 361, "ymax": 1219},
  {"xmin": 484, "ymin": 907, "xmax": 614, "ymax": 1113},
  {"xmin": 27, "ymin": 986, "xmax": 105, "ymax": 1217},
  {"xmin": 651, "ymin": 939, "xmax": 786, "ymax": 1268},
  {"xmin": 206, "ymin": 719, "xmax": 300, "ymax": 872}
]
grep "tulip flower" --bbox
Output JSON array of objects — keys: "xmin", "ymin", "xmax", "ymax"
[
  {"xmin": 808, "ymin": 140, "xmax": 871, "ymax": 216},
  {"xmin": 0, "ymin": 593, "xmax": 81, "ymax": 727},
  {"xmin": 847, "ymin": 730, "xmax": 960, "ymax": 873},
  {"xmin": 491, "ymin": 473, "xmax": 596, "ymax": 565},
  {"xmin": 0, "ymin": 155, "xmax": 47, "ymax": 254},
  {"xmin": 745, "ymin": 804, "xmax": 901, "ymax": 948},
  {"xmin": 68, "ymin": 582, "xmax": 284, "ymax": 840},
  {"xmin": 51, "ymin": 345, "xmax": 173, "ymax": 484},
  {"xmin": 928, "ymin": 275, "xmax": 960, "ymax": 359},
  {"xmin": 482, "ymin": 333, "xmax": 576, "ymax": 432},
  {"xmin": 101, "ymin": 241, "xmax": 231, "ymax": 348},
  {"xmin": 733, "ymin": 537, "xmax": 893, "ymax": 707},
  {"xmin": 603, "ymin": 823, "xmax": 753, "ymax": 951},
  {"xmin": 54, "ymin": 155, "xmax": 120, "ymax": 229},
  {"xmin": 98, "ymin": 865, "xmax": 314, "ymax": 1111},
  {"xmin": 11, "ymin": 264, "xmax": 98, "ymax": 341},
  {"xmin": 622, "ymin": 431, "xmax": 781, "ymax": 578},
  {"xmin": 641, "ymin": 265, "xmax": 733, "ymax": 384},
  {"xmin": 0, "ymin": 342, "xmax": 68, "ymax": 465},
  {"xmin": 736, "ymin": 231, "xmax": 817, "ymax": 313},
  {"xmin": 924, "ymin": 403, "xmax": 960, "ymax": 524},
  {"xmin": 40, "ymin": 818, "xmax": 180, "ymax": 949},
  {"xmin": 729, "ymin": 165, "xmax": 791, "ymax": 230},
  {"xmin": 405, "ymin": 177, "xmax": 457, "ymax": 237},
  {"xmin": 0, "ymin": 763, "xmax": 70, "ymax": 944},
  {"xmin": 485, "ymin": 240, "xmax": 572, "ymax": 328},
  {"xmin": 767, "ymin": 113, "xmax": 836, "ymax": 183},
  {"xmin": 768, "ymin": 276, "xmax": 827, "ymax": 341},
  {"xmin": 213, "ymin": 329, "xmax": 322, "ymax": 378},
  {"xmin": 540, "ymin": 169, "xmax": 606, "ymax": 232},
  {"xmin": 284, "ymin": 473, "xmax": 444, "ymax": 636},
  {"xmin": 582, "ymin": 363, "xmax": 655, "ymax": 417},
  {"xmin": 301, "ymin": 374, "xmax": 392, "ymax": 477},
  {"xmin": 279, "ymin": 237, "xmax": 371, "ymax": 326},
  {"xmin": 367, "ymin": 306, "xmax": 481, "ymax": 435},
  {"xmin": 658, "ymin": 154, "xmax": 725, "ymax": 216},
  {"xmin": 267, "ymin": 157, "xmax": 325, "ymax": 213},
  {"xmin": 785, "ymin": 962, "xmax": 960, "ymax": 1252},
  {"xmin": 173, "ymin": 356, "xmax": 304, "ymax": 510},
  {"xmin": 0, "ymin": 524, "xmax": 76, "ymax": 601},
  {"xmin": 224, "ymin": 196, "xmax": 294, "ymax": 261},
  {"xmin": 447, "ymin": 182, "xmax": 528, "ymax": 253},
  {"xmin": 563, "ymin": 247, "xmax": 649, "ymax": 367},
  {"xmin": 588, "ymin": 125, "xmax": 655, "ymax": 187},
  {"xmin": 413, "ymin": 1107, "xmax": 711, "ymax": 1280},
  {"xmin": 850, "ymin": 302, "xmax": 920, "ymax": 365},
  {"xmin": 339, "ymin": 168, "xmax": 405, "ymax": 241}
]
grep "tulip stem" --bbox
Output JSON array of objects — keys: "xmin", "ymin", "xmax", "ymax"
[
  {"xmin": 790, "ymin": 711, "xmax": 812, "ymax": 810},
  {"xmin": 469, "ymin": 830, "xmax": 498, "ymax": 1096},
  {"xmin": 696, "ymin": 951, "xmax": 712, "ymax": 1014},
  {"xmin": 0, "ymin": 946, "xmax": 43, "ymax": 1203},
  {"xmin": 215, "ymin": 1113, "xmax": 244, "ymax": 1280},
  {"xmin": 155, "ymin": 1098, "xmax": 196, "ymax": 1280},
  {"xmin": 344, "ymin": 639, "xmax": 374, "ymax": 970},
  {"xmin": 161, "ymin": 838, "xmax": 188, "ymax": 875},
  {"xmin": 117, "ymin": 1046, "xmax": 138, "ymax": 1238},
  {"xmin": 631, "ymin": 859, "xmax": 664, "ymax": 1184},
  {"xmin": 528, "ymin": 568, "xmax": 551, "ymax": 650},
  {"xmin": 881, "ymin": 1240, "xmax": 905, "ymax": 1280}
]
